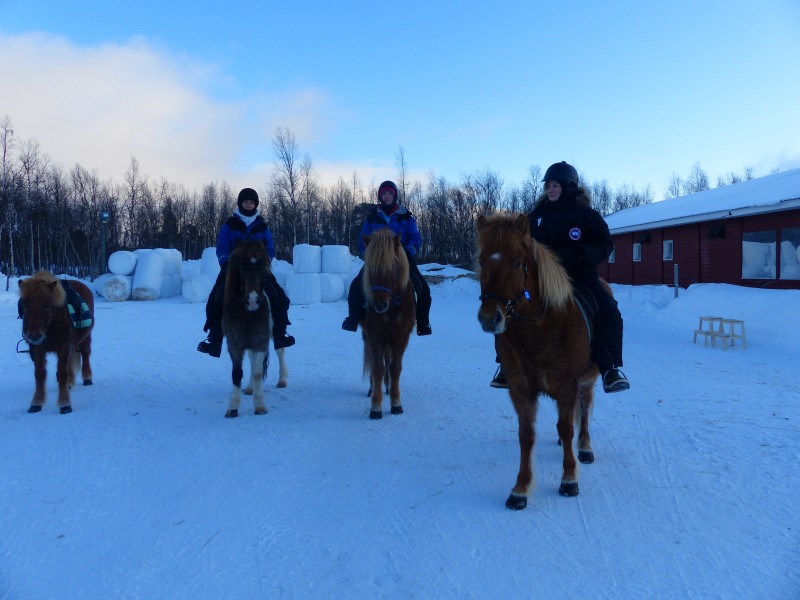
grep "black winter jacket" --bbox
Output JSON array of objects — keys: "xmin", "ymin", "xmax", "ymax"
[{"xmin": 527, "ymin": 186, "xmax": 613, "ymax": 280}]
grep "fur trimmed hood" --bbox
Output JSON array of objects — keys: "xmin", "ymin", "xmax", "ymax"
[{"xmin": 532, "ymin": 185, "xmax": 592, "ymax": 212}]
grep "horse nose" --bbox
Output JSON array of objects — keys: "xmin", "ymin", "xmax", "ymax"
[{"xmin": 478, "ymin": 306, "xmax": 505, "ymax": 334}]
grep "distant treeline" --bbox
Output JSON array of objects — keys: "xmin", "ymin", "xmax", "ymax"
[{"xmin": 1, "ymin": 117, "xmax": 755, "ymax": 280}]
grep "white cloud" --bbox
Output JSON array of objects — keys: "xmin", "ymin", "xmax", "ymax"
[{"xmin": 0, "ymin": 32, "xmax": 336, "ymax": 191}]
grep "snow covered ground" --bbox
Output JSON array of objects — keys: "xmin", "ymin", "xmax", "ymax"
[{"xmin": 1, "ymin": 269, "xmax": 798, "ymax": 599}]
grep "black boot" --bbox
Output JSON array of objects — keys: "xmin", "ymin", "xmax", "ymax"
[
  {"xmin": 342, "ymin": 315, "xmax": 359, "ymax": 332},
  {"xmin": 197, "ymin": 329, "xmax": 223, "ymax": 358},
  {"xmin": 273, "ymin": 327, "xmax": 295, "ymax": 350},
  {"xmin": 416, "ymin": 321, "xmax": 432, "ymax": 336},
  {"xmin": 602, "ymin": 368, "xmax": 630, "ymax": 393}
]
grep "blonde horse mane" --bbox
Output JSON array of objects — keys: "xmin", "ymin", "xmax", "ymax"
[
  {"xmin": 362, "ymin": 228, "xmax": 410, "ymax": 297},
  {"xmin": 20, "ymin": 271, "xmax": 67, "ymax": 307}
]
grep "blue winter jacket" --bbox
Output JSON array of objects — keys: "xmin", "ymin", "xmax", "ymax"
[
  {"xmin": 356, "ymin": 204, "xmax": 422, "ymax": 258},
  {"xmin": 216, "ymin": 213, "xmax": 275, "ymax": 266}
]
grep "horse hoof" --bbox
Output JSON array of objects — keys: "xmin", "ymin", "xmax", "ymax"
[
  {"xmin": 369, "ymin": 410, "xmax": 382, "ymax": 420},
  {"xmin": 559, "ymin": 481, "xmax": 579, "ymax": 497},
  {"xmin": 83, "ymin": 379, "xmax": 93, "ymax": 386},
  {"xmin": 276, "ymin": 381, "xmax": 287, "ymax": 389},
  {"xmin": 390, "ymin": 406, "xmax": 403, "ymax": 415},
  {"xmin": 557, "ymin": 438, "xmax": 562, "ymax": 446},
  {"xmin": 254, "ymin": 407, "xmax": 267, "ymax": 415},
  {"xmin": 225, "ymin": 409, "xmax": 238, "ymax": 418},
  {"xmin": 243, "ymin": 387, "xmax": 253, "ymax": 396},
  {"xmin": 505, "ymin": 494, "xmax": 528, "ymax": 510},
  {"xmin": 28, "ymin": 405, "xmax": 42, "ymax": 414},
  {"xmin": 59, "ymin": 405, "xmax": 73, "ymax": 414},
  {"xmin": 578, "ymin": 450, "xmax": 595, "ymax": 464}
]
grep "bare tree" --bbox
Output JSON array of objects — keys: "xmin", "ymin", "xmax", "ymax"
[
  {"xmin": 665, "ymin": 171, "xmax": 683, "ymax": 199},
  {"xmin": 271, "ymin": 127, "xmax": 303, "ymax": 248},
  {"xmin": 590, "ymin": 179, "xmax": 613, "ymax": 215},
  {"xmin": 685, "ymin": 162, "xmax": 710, "ymax": 194},
  {"xmin": 395, "ymin": 146, "xmax": 408, "ymax": 204}
]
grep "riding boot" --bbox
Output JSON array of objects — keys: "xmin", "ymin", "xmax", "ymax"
[
  {"xmin": 273, "ymin": 326, "xmax": 295, "ymax": 350},
  {"xmin": 197, "ymin": 329, "xmax": 224, "ymax": 358},
  {"xmin": 342, "ymin": 270, "xmax": 365, "ymax": 332}
]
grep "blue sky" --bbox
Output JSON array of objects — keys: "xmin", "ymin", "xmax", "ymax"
[{"xmin": 2, "ymin": 0, "xmax": 799, "ymax": 199}]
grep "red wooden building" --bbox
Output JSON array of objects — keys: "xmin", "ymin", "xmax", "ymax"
[{"xmin": 600, "ymin": 168, "xmax": 800, "ymax": 290}]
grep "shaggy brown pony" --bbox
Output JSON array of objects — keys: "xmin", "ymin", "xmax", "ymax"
[
  {"xmin": 361, "ymin": 228, "xmax": 415, "ymax": 419},
  {"xmin": 19, "ymin": 271, "xmax": 94, "ymax": 414},
  {"xmin": 476, "ymin": 214, "xmax": 604, "ymax": 510},
  {"xmin": 221, "ymin": 240, "xmax": 288, "ymax": 418}
]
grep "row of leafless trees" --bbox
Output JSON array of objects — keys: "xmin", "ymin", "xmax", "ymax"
[{"xmin": 1, "ymin": 115, "xmax": 754, "ymax": 281}]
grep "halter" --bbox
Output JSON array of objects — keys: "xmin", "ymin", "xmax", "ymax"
[
  {"xmin": 479, "ymin": 262, "xmax": 541, "ymax": 322},
  {"xmin": 371, "ymin": 282, "xmax": 410, "ymax": 306}
]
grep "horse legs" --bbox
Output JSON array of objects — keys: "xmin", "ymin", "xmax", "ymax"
[
  {"xmin": 78, "ymin": 335, "xmax": 93, "ymax": 385},
  {"xmin": 55, "ymin": 346, "xmax": 74, "ymax": 414},
  {"xmin": 369, "ymin": 354, "xmax": 386, "ymax": 420},
  {"xmin": 28, "ymin": 347, "xmax": 47, "ymax": 413},
  {"xmin": 556, "ymin": 394, "xmax": 580, "ymax": 497},
  {"xmin": 275, "ymin": 347, "xmax": 288, "ymax": 388},
  {"xmin": 387, "ymin": 353, "xmax": 404, "ymax": 415},
  {"xmin": 506, "ymin": 396, "xmax": 537, "ymax": 510},
  {"xmin": 247, "ymin": 349, "xmax": 268, "ymax": 415},
  {"xmin": 577, "ymin": 379, "xmax": 596, "ymax": 464},
  {"xmin": 226, "ymin": 350, "xmax": 245, "ymax": 418}
]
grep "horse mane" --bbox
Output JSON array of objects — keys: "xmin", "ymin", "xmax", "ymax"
[
  {"xmin": 362, "ymin": 228, "xmax": 410, "ymax": 295},
  {"xmin": 477, "ymin": 214, "xmax": 573, "ymax": 310},
  {"xmin": 20, "ymin": 271, "xmax": 66, "ymax": 307}
]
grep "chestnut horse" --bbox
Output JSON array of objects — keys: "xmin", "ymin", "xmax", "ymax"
[
  {"xmin": 476, "ymin": 213, "xmax": 603, "ymax": 510},
  {"xmin": 221, "ymin": 240, "xmax": 288, "ymax": 418},
  {"xmin": 18, "ymin": 271, "xmax": 94, "ymax": 414},
  {"xmin": 361, "ymin": 228, "xmax": 416, "ymax": 419}
]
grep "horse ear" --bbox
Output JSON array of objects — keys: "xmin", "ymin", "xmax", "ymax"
[
  {"xmin": 362, "ymin": 234, "xmax": 370, "ymax": 248},
  {"xmin": 514, "ymin": 214, "xmax": 529, "ymax": 235},
  {"xmin": 477, "ymin": 215, "xmax": 488, "ymax": 231},
  {"xmin": 48, "ymin": 280, "xmax": 59, "ymax": 291}
]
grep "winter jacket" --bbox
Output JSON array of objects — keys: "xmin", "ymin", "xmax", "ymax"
[
  {"xmin": 527, "ymin": 186, "xmax": 613, "ymax": 280},
  {"xmin": 216, "ymin": 214, "xmax": 275, "ymax": 266},
  {"xmin": 356, "ymin": 204, "xmax": 422, "ymax": 258}
]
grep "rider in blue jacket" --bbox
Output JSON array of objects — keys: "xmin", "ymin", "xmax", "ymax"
[
  {"xmin": 197, "ymin": 187, "xmax": 295, "ymax": 357},
  {"xmin": 341, "ymin": 180, "xmax": 432, "ymax": 336}
]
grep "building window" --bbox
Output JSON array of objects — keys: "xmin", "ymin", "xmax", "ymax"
[
  {"xmin": 779, "ymin": 226, "xmax": 800, "ymax": 281},
  {"xmin": 608, "ymin": 247, "xmax": 616, "ymax": 263},
  {"xmin": 742, "ymin": 230, "xmax": 776, "ymax": 279},
  {"xmin": 663, "ymin": 240, "xmax": 674, "ymax": 261},
  {"xmin": 633, "ymin": 243, "xmax": 641, "ymax": 262}
]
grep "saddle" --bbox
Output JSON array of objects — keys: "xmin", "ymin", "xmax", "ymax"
[
  {"xmin": 61, "ymin": 280, "xmax": 93, "ymax": 330},
  {"xmin": 572, "ymin": 283, "xmax": 599, "ymax": 345}
]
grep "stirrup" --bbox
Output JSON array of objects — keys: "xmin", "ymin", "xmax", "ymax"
[
  {"xmin": 490, "ymin": 366, "xmax": 508, "ymax": 389},
  {"xmin": 602, "ymin": 368, "xmax": 630, "ymax": 393}
]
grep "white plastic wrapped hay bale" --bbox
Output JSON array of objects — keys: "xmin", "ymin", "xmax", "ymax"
[
  {"xmin": 108, "ymin": 251, "xmax": 138, "ymax": 276},
  {"xmin": 132, "ymin": 250, "xmax": 164, "ymax": 300},
  {"xmin": 293, "ymin": 244, "xmax": 322, "ymax": 274},
  {"xmin": 201, "ymin": 247, "xmax": 220, "ymax": 279},
  {"xmin": 286, "ymin": 272, "xmax": 321, "ymax": 305},
  {"xmin": 320, "ymin": 273, "xmax": 345, "ymax": 302},
  {"xmin": 271, "ymin": 259, "xmax": 292, "ymax": 290},
  {"xmin": 94, "ymin": 273, "xmax": 133, "ymax": 302},
  {"xmin": 321, "ymin": 245, "xmax": 351, "ymax": 274}
]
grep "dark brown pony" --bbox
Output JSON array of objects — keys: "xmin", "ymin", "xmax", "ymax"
[
  {"xmin": 221, "ymin": 240, "xmax": 288, "ymax": 418},
  {"xmin": 361, "ymin": 228, "xmax": 416, "ymax": 419},
  {"xmin": 476, "ymin": 214, "xmax": 605, "ymax": 509},
  {"xmin": 18, "ymin": 271, "xmax": 94, "ymax": 414}
]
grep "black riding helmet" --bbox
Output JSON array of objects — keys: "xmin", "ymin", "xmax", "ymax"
[
  {"xmin": 237, "ymin": 187, "xmax": 259, "ymax": 217},
  {"xmin": 542, "ymin": 162, "xmax": 579, "ymax": 189}
]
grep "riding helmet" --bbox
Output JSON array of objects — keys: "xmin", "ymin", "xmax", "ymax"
[{"xmin": 542, "ymin": 162, "xmax": 579, "ymax": 188}]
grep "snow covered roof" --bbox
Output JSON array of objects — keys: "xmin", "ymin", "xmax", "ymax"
[{"xmin": 605, "ymin": 167, "xmax": 800, "ymax": 234}]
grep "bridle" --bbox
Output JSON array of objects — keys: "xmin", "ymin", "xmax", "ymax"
[{"xmin": 479, "ymin": 262, "xmax": 541, "ymax": 322}]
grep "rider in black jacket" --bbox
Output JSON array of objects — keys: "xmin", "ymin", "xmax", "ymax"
[{"xmin": 491, "ymin": 161, "xmax": 630, "ymax": 393}]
